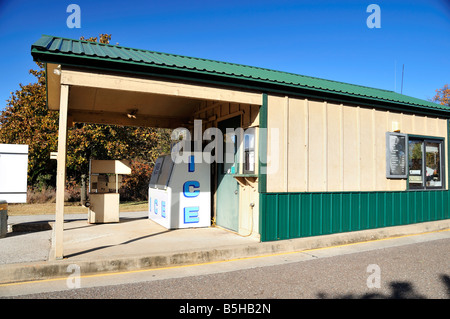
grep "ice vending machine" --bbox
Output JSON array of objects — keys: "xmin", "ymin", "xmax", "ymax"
[{"xmin": 148, "ymin": 152, "xmax": 211, "ymax": 229}]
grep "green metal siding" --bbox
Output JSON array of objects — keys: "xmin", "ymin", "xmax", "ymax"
[{"xmin": 260, "ymin": 190, "xmax": 450, "ymax": 241}]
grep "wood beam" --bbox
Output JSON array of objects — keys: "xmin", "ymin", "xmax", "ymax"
[{"xmin": 60, "ymin": 68, "xmax": 262, "ymax": 106}]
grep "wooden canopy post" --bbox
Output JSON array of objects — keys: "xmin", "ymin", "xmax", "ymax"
[{"xmin": 54, "ymin": 84, "xmax": 69, "ymax": 260}]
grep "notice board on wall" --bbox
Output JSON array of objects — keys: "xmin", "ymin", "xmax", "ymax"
[{"xmin": 386, "ymin": 132, "xmax": 408, "ymax": 179}]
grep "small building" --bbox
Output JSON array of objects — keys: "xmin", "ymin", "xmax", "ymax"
[{"xmin": 31, "ymin": 35, "xmax": 449, "ymax": 258}]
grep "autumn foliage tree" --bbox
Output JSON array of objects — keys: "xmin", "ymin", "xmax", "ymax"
[
  {"xmin": 0, "ymin": 62, "xmax": 58, "ymax": 188},
  {"xmin": 0, "ymin": 34, "xmax": 171, "ymax": 201},
  {"xmin": 433, "ymin": 84, "xmax": 450, "ymax": 107}
]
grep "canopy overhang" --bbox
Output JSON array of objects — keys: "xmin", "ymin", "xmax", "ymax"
[{"xmin": 47, "ymin": 64, "xmax": 261, "ymax": 129}]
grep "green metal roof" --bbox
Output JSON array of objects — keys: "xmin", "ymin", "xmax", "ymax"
[{"xmin": 31, "ymin": 35, "xmax": 448, "ymax": 113}]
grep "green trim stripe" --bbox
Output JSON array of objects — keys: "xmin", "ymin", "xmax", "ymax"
[
  {"xmin": 448, "ymin": 120, "xmax": 450, "ymax": 187},
  {"xmin": 258, "ymin": 93, "xmax": 268, "ymax": 240},
  {"xmin": 258, "ymin": 93, "xmax": 268, "ymax": 194}
]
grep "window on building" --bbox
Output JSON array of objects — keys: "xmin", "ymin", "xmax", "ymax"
[
  {"xmin": 243, "ymin": 127, "xmax": 255, "ymax": 174},
  {"xmin": 408, "ymin": 137, "xmax": 444, "ymax": 190}
]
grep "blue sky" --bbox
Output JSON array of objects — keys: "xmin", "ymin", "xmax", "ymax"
[{"xmin": 0, "ymin": 0, "xmax": 449, "ymax": 111}]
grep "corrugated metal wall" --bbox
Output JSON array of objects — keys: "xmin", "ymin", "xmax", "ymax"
[{"xmin": 260, "ymin": 190, "xmax": 450, "ymax": 241}]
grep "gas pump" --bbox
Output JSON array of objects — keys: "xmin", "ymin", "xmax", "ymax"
[{"xmin": 87, "ymin": 159, "xmax": 131, "ymax": 223}]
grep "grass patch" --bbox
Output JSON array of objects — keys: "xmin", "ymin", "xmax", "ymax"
[
  {"xmin": 120, "ymin": 201, "xmax": 148, "ymax": 212},
  {"xmin": 7, "ymin": 201, "xmax": 148, "ymax": 216}
]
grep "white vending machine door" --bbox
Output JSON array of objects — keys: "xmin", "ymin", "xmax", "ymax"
[
  {"xmin": 173, "ymin": 153, "xmax": 211, "ymax": 228},
  {"xmin": 148, "ymin": 187, "xmax": 171, "ymax": 229}
]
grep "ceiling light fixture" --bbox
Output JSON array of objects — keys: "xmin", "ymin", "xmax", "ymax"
[{"xmin": 127, "ymin": 109, "xmax": 138, "ymax": 119}]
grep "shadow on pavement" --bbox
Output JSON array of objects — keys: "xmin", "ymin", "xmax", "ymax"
[{"xmin": 317, "ymin": 274, "xmax": 450, "ymax": 299}]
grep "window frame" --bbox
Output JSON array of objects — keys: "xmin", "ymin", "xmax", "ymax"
[
  {"xmin": 243, "ymin": 127, "xmax": 256, "ymax": 174},
  {"xmin": 407, "ymin": 135, "xmax": 445, "ymax": 191}
]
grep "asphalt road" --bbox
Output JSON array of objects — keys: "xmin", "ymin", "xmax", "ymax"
[{"xmin": 2, "ymin": 230, "xmax": 449, "ymax": 301}]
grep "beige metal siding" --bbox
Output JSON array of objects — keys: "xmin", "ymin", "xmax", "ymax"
[
  {"xmin": 267, "ymin": 95, "xmax": 288, "ymax": 192},
  {"xmin": 288, "ymin": 98, "xmax": 308, "ymax": 191},
  {"xmin": 267, "ymin": 95, "xmax": 448, "ymax": 192}
]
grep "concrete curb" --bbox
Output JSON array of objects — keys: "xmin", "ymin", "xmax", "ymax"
[{"xmin": 0, "ymin": 219, "xmax": 449, "ymax": 285}]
